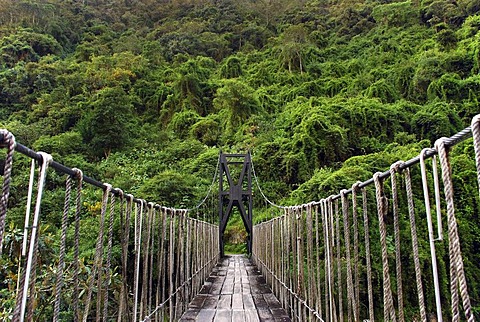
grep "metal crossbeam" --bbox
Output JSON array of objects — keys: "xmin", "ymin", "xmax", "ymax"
[{"xmin": 218, "ymin": 152, "xmax": 253, "ymax": 256}]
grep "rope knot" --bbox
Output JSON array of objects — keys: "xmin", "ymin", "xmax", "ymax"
[
  {"xmin": 116, "ymin": 188, "xmax": 124, "ymax": 198},
  {"xmin": 434, "ymin": 137, "xmax": 449, "ymax": 156},
  {"xmin": 471, "ymin": 114, "xmax": 480, "ymax": 128},
  {"xmin": 0, "ymin": 129, "xmax": 16, "ymax": 148},
  {"xmin": 103, "ymin": 183, "xmax": 113, "ymax": 193},
  {"xmin": 71, "ymin": 168, "xmax": 83, "ymax": 181},
  {"xmin": 38, "ymin": 152, "xmax": 53, "ymax": 166},
  {"xmin": 352, "ymin": 181, "xmax": 362, "ymax": 192},
  {"xmin": 390, "ymin": 161, "xmax": 404, "ymax": 174}
]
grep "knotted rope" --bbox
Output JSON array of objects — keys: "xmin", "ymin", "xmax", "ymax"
[
  {"xmin": 0, "ymin": 129, "xmax": 15, "ymax": 255},
  {"xmin": 373, "ymin": 172, "xmax": 396, "ymax": 322},
  {"xmin": 435, "ymin": 138, "xmax": 474, "ymax": 322}
]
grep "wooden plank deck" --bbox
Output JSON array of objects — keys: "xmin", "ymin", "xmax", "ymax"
[{"xmin": 179, "ymin": 255, "xmax": 291, "ymax": 322}]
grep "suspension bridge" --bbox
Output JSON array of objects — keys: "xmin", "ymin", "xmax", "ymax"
[{"xmin": 1, "ymin": 114, "xmax": 480, "ymax": 321}]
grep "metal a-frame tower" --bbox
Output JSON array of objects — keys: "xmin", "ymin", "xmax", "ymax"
[{"xmin": 218, "ymin": 152, "xmax": 253, "ymax": 257}]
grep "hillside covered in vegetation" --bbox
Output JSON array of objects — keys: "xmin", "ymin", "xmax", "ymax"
[{"xmin": 0, "ymin": 0, "xmax": 480, "ymax": 319}]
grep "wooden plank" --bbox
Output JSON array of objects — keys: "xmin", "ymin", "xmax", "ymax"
[
  {"xmin": 202, "ymin": 295, "xmax": 219, "ymax": 309},
  {"xmin": 180, "ymin": 309, "xmax": 199, "ymax": 320},
  {"xmin": 189, "ymin": 295, "xmax": 206, "ymax": 309},
  {"xmin": 179, "ymin": 255, "xmax": 291, "ymax": 322},
  {"xmin": 244, "ymin": 309, "xmax": 260, "ymax": 322},
  {"xmin": 257, "ymin": 308, "xmax": 275, "ymax": 320},
  {"xmin": 232, "ymin": 293, "xmax": 244, "ymax": 310},
  {"xmin": 243, "ymin": 294, "xmax": 256, "ymax": 310},
  {"xmin": 217, "ymin": 294, "xmax": 232, "ymax": 309},
  {"xmin": 263, "ymin": 293, "xmax": 282, "ymax": 309},
  {"xmin": 196, "ymin": 309, "xmax": 216, "ymax": 321},
  {"xmin": 214, "ymin": 309, "xmax": 232, "ymax": 321},
  {"xmin": 234, "ymin": 282, "xmax": 242, "ymax": 293},
  {"xmin": 232, "ymin": 310, "xmax": 246, "ymax": 322}
]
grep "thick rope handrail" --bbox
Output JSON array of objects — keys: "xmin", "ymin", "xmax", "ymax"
[
  {"xmin": 0, "ymin": 133, "xmax": 218, "ymax": 212},
  {"xmin": 0, "ymin": 131, "xmax": 220, "ymax": 322},
  {"xmin": 252, "ymin": 122, "xmax": 476, "ymax": 222},
  {"xmin": 253, "ymin": 116, "xmax": 480, "ymax": 322}
]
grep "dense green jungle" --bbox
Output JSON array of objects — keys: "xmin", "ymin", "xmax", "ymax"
[{"xmin": 0, "ymin": 0, "xmax": 480, "ymax": 319}]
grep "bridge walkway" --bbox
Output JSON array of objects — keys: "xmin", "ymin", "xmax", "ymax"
[{"xmin": 180, "ymin": 255, "xmax": 291, "ymax": 322}]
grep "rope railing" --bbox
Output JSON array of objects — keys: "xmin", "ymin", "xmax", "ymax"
[
  {"xmin": 0, "ymin": 133, "xmax": 219, "ymax": 322},
  {"xmin": 252, "ymin": 114, "xmax": 480, "ymax": 322}
]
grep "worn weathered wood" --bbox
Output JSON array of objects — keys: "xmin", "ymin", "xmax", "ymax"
[{"xmin": 179, "ymin": 255, "xmax": 291, "ymax": 321}]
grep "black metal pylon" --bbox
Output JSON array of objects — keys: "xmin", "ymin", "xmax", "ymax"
[{"xmin": 218, "ymin": 152, "xmax": 253, "ymax": 257}]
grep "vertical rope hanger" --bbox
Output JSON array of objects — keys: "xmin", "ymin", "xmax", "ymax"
[
  {"xmin": 350, "ymin": 183, "xmax": 361, "ymax": 321},
  {"xmin": 118, "ymin": 193, "xmax": 133, "ymax": 322},
  {"xmin": 403, "ymin": 167, "xmax": 427, "ymax": 322},
  {"xmin": 148, "ymin": 204, "xmax": 156, "ymax": 315},
  {"xmin": 133, "ymin": 199, "xmax": 145, "ymax": 322},
  {"xmin": 390, "ymin": 162, "xmax": 404, "ymax": 322},
  {"xmin": 361, "ymin": 186, "xmax": 374, "ymax": 322},
  {"xmin": 340, "ymin": 189, "xmax": 356, "ymax": 322},
  {"xmin": 373, "ymin": 172, "xmax": 396, "ymax": 322},
  {"xmin": 327, "ymin": 198, "xmax": 336, "ymax": 322},
  {"xmin": 419, "ymin": 148, "xmax": 443, "ymax": 322},
  {"xmin": 53, "ymin": 174, "xmax": 73, "ymax": 322},
  {"xmin": 83, "ymin": 183, "xmax": 112, "ymax": 322},
  {"xmin": 72, "ymin": 169, "xmax": 83, "ymax": 322},
  {"xmin": 103, "ymin": 190, "xmax": 116, "ymax": 322},
  {"xmin": 471, "ymin": 115, "xmax": 480, "ymax": 197},
  {"xmin": 435, "ymin": 138, "xmax": 474, "ymax": 322},
  {"xmin": 140, "ymin": 202, "xmax": 153, "ymax": 319},
  {"xmin": 335, "ymin": 198, "xmax": 343, "ymax": 322},
  {"xmin": 0, "ymin": 130, "xmax": 15, "ymax": 255},
  {"xmin": 314, "ymin": 203, "xmax": 323, "ymax": 320},
  {"xmin": 13, "ymin": 152, "xmax": 52, "ymax": 322}
]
